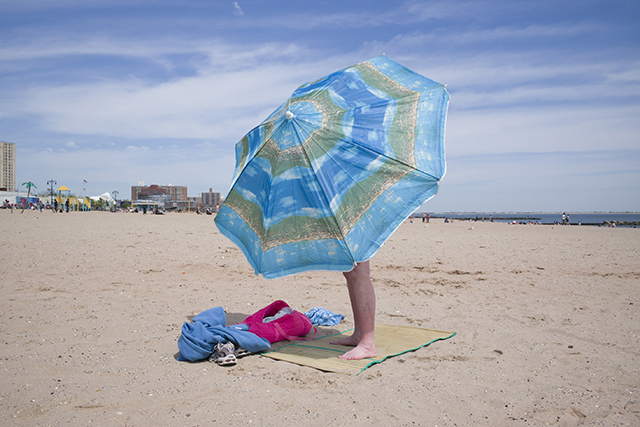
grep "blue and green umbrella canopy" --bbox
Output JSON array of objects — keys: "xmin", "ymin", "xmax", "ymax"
[{"xmin": 215, "ymin": 55, "xmax": 449, "ymax": 279}]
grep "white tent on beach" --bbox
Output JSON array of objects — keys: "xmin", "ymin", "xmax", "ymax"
[{"xmin": 90, "ymin": 192, "xmax": 116, "ymax": 205}]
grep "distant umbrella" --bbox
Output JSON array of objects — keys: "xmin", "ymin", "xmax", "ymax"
[{"xmin": 215, "ymin": 55, "xmax": 450, "ymax": 278}]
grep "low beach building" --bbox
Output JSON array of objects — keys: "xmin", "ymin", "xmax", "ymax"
[{"xmin": 131, "ymin": 184, "xmax": 187, "ymax": 203}]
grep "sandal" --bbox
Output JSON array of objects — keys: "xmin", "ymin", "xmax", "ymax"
[
  {"xmin": 234, "ymin": 346, "xmax": 252, "ymax": 358},
  {"xmin": 209, "ymin": 342, "xmax": 237, "ymax": 366}
]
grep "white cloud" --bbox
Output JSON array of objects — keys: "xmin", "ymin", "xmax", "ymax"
[
  {"xmin": 233, "ymin": 2, "xmax": 243, "ymax": 16},
  {"xmin": 445, "ymin": 104, "xmax": 640, "ymax": 156},
  {"xmin": 425, "ymin": 150, "xmax": 640, "ymax": 212},
  {"xmin": 8, "ymin": 52, "xmax": 352, "ymax": 145}
]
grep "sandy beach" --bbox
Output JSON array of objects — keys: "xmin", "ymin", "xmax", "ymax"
[{"xmin": 1, "ymin": 210, "xmax": 638, "ymax": 426}]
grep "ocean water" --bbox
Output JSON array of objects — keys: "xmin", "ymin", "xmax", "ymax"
[{"xmin": 417, "ymin": 212, "xmax": 640, "ymax": 227}]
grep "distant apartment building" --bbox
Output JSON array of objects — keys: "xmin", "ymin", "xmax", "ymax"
[
  {"xmin": 201, "ymin": 188, "xmax": 222, "ymax": 208},
  {"xmin": 131, "ymin": 184, "xmax": 188, "ymax": 203},
  {"xmin": 1, "ymin": 141, "xmax": 16, "ymax": 191}
]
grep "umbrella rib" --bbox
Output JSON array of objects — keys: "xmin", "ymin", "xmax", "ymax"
[
  {"xmin": 291, "ymin": 120, "xmax": 355, "ymax": 263},
  {"xmin": 260, "ymin": 116, "xmax": 292, "ymax": 247},
  {"xmin": 338, "ymin": 126, "xmax": 442, "ymax": 182},
  {"xmin": 339, "ymin": 93, "xmax": 445, "ymax": 181},
  {"xmin": 314, "ymin": 123, "xmax": 443, "ymax": 244}
]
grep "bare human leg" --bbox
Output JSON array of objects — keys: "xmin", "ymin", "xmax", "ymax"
[{"xmin": 330, "ymin": 260, "xmax": 377, "ymax": 360}]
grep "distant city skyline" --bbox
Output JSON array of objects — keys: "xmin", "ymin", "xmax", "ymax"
[{"xmin": 1, "ymin": 1, "xmax": 638, "ymax": 212}]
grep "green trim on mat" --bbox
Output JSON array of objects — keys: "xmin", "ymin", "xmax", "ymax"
[
  {"xmin": 359, "ymin": 331, "xmax": 457, "ymax": 374},
  {"xmin": 264, "ymin": 327, "xmax": 456, "ymax": 373}
]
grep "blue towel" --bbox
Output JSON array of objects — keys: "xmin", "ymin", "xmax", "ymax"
[
  {"xmin": 304, "ymin": 307, "xmax": 345, "ymax": 326},
  {"xmin": 177, "ymin": 306, "xmax": 271, "ymax": 362}
]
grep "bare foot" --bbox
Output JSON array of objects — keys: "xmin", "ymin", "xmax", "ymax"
[
  {"xmin": 330, "ymin": 334, "xmax": 360, "ymax": 347},
  {"xmin": 338, "ymin": 343, "xmax": 377, "ymax": 360}
]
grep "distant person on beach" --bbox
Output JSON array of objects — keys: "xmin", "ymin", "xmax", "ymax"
[{"xmin": 65, "ymin": 199, "xmax": 70, "ymax": 213}]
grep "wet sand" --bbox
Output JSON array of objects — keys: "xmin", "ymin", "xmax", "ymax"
[{"xmin": 1, "ymin": 210, "xmax": 638, "ymax": 426}]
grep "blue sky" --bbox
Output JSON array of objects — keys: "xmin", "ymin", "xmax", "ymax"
[{"xmin": 1, "ymin": 0, "xmax": 638, "ymax": 212}]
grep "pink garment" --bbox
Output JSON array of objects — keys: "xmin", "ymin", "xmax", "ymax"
[{"xmin": 242, "ymin": 300, "xmax": 313, "ymax": 343}]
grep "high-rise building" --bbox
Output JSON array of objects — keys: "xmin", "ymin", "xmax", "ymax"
[{"xmin": 1, "ymin": 141, "xmax": 16, "ymax": 191}]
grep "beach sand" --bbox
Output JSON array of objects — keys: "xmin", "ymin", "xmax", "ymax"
[{"xmin": 1, "ymin": 210, "xmax": 638, "ymax": 426}]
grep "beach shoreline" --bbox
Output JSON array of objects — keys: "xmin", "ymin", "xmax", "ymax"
[{"xmin": 1, "ymin": 210, "xmax": 638, "ymax": 426}]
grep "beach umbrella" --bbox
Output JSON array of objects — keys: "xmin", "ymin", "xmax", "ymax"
[{"xmin": 215, "ymin": 55, "xmax": 450, "ymax": 279}]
